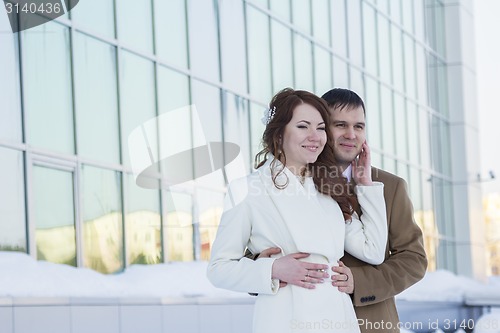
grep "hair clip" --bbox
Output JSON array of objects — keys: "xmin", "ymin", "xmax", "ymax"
[{"xmin": 261, "ymin": 106, "xmax": 276, "ymax": 125}]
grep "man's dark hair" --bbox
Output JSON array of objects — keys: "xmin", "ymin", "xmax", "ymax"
[{"xmin": 321, "ymin": 88, "xmax": 366, "ymax": 115}]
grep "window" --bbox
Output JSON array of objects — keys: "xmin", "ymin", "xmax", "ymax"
[
  {"xmin": 71, "ymin": 0, "xmax": 115, "ymax": 37},
  {"xmin": 293, "ymin": 34, "xmax": 313, "ymax": 90},
  {"xmin": 22, "ymin": 22, "xmax": 74, "ymax": 154},
  {"xmin": 33, "ymin": 166, "xmax": 76, "ymax": 266},
  {"xmin": 74, "ymin": 33, "xmax": 120, "ymax": 164},
  {"xmin": 271, "ymin": 20, "xmax": 293, "ymax": 92},
  {"xmin": 164, "ymin": 191, "xmax": 193, "ymax": 261},
  {"xmin": 0, "ymin": 147, "xmax": 26, "ymax": 252},
  {"xmin": 117, "ymin": 0, "xmax": 153, "ymax": 53},
  {"xmin": 81, "ymin": 165, "xmax": 123, "ymax": 273}
]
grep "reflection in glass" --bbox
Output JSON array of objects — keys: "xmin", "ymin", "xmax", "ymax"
[
  {"xmin": 0, "ymin": 15, "xmax": 22, "ymax": 143},
  {"xmin": 22, "ymin": 22, "xmax": 74, "ymax": 154},
  {"xmin": 223, "ymin": 92, "xmax": 251, "ymax": 169},
  {"xmin": 120, "ymin": 51, "xmax": 157, "ymax": 168},
  {"xmin": 125, "ymin": 174, "xmax": 161, "ymax": 265},
  {"xmin": 155, "ymin": 0, "xmax": 188, "ymax": 68},
  {"xmin": 393, "ymin": 94, "xmax": 408, "ymax": 160},
  {"xmin": 271, "ymin": 20, "xmax": 293, "ymax": 92},
  {"xmin": 407, "ymin": 102, "xmax": 420, "ymax": 165},
  {"xmin": 117, "ymin": 0, "xmax": 153, "ymax": 53},
  {"xmin": 380, "ymin": 86, "xmax": 395, "ymax": 154},
  {"xmin": 219, "ymin": 0, "xmax": 247, "ymax": 92},
  {"xmin": 197, "ymin": 188, "xmax": 224, "ymax": 261},
  {"xmin": 187, "ymin": 0, "xmax": 220, "ymax": 82},
  {"xmin": 0, "ymin": 147, "xmax": 26, "ymax": 252},
  {"xmin": 247, "ymin": 6, "xmax": 272, "ymax": 102},
  {"xmin": 362, "ymin": 3, "xmax": 378, "ymax": 75},
  {"xmin": 293, "ymin": 34, "xmax": 313, "ymax": 90},
  {"xmin": 314, "ymin": 46, "xmax": 332, "ymax": 96},
  {"xmin": 331, "ymin": 0, "xmax": 347, "ymax": 57},
  {"xmin": 81, "ymin": 165, "xmax": 123, "ymax": 273},
  {"xmin": 33, "ymin": 166, "xmax": 76, "ymax": 266},
  {"xmin": 292, "ymin": 0, "xmax": 311, "ymax": 34},
  {"xmin": 74, "ymin": 33, "xmax": 120, "ymax": 164},
  {"xmin": 312, "ymin": 0, "xmax": 330, "ymax": 45},
  {"xmin": 70, "ymin": 0, "xmax": 115, "ymax": 37},
  {"xmin": 164, "ymin": 191, "xmax": 193, "ymax": 261}
]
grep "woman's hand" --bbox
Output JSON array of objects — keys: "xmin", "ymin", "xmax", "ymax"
[
  {"xmin": 331, "ymin": 261, "xmax": 354, "ymax": 294},
  {"xmin": 271, "ymin": 253, "xmax": 329, "ymax": 289},
  {"xmin": 352, "ymin": 141, "xmax": 373, "ymax": 186}
]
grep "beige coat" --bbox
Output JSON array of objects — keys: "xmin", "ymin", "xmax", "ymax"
[
  {"xmin": 208, "ymin": 159, "xmax": 388, "ymax": 333},
  {"xmin": 342, "ymin": 168, "xmax": 428, "ymax": 333}
]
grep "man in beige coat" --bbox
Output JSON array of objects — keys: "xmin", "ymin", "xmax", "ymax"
[{"xmin": 252, "ymin": 88, "xmax": 427, "ymax": 332}]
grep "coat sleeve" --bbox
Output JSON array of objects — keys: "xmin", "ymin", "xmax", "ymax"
[
  {"xmin": 206, "ymin": 180, "xmax": 280, "ymax": 295},
  {"xmin": 350, "ymin": 178, "xmax": 427, "ymax": 307},
  {"xmin": 344, "ymin": 182, "xmax": 388, "ymax": 265}
]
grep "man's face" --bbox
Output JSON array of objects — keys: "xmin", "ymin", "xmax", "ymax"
[{"xmin": 329, "ymin": 106, "xmax": 366, "ymax": 169}]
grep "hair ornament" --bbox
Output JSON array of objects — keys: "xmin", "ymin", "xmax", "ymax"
[{"xmin": 261, "ymin": 106, "xmax": 276, "ymax": 125}]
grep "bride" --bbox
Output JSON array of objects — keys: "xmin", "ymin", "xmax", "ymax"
[{"xmin": 207, "ymin": 88, "xmax": 387, "ymax": 333}]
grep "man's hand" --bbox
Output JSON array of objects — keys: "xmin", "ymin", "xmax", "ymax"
[
  {"xmin": 271, "ymin": 253, "xmax": 330, "ymax": 289},
  {"xmin": 352, "ymin": 141, "xmax": 373, "ymax": 186},
  {"xmin": 331, "ymin": 261, "xmax": 354, "ymax": 294}
]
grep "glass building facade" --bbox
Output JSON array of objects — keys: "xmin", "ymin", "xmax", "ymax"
[{"xmin": 0, "ymin": 0, "xmax": 484, "ymax": 277}]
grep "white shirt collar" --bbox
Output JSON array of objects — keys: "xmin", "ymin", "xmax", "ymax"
[{"xmin": 342, "ymin": 164, "xmax": 352, "ymax": 182}]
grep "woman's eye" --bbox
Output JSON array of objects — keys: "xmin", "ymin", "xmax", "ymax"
[{"xmin": 318, "ymin": 127, "xmax": 326, "ymax": 131}]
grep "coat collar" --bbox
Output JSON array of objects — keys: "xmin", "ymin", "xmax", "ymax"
[{"xmin": 257, "ymin": 157, "xmax": 343, "ymax": 260}]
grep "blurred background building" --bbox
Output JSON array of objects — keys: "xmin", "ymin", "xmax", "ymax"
[{"xmin": 0, "ymin": 0, "xmax": 488, "ymax": 278}]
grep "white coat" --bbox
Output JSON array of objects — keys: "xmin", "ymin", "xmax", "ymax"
[{"xmin": 207, "ymin": 158, "xmax": 387, "ymax": 333}]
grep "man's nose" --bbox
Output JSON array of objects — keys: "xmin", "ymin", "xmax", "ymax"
[{"xmin": 343, "ymin": 127, "xmax": 355, "ymax": 139}]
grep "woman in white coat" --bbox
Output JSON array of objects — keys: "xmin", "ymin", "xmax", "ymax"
[{"xmin": 207, "ymin": 88, "xmax": 387, "ymax": 333}]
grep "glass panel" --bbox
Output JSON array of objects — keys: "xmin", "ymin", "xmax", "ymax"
[
  {"xmin": 198, "ymin": 188, "xmax": 224, "ymax": 261},
  {"xmin": 416, "ymin": 45, "xmax": 428, "ymax": 104},
  {"xmin": 154, "ymin": 0, "xmax": 188, "ymax": 68},
  {"xmin": 270, "ymin": 0, "xmax": 291, "ymax": 22},
  {"xmin": 311, "ymin": 0, "xmax": 330, "ymax": 45},
  {"xmin": 190, "ymin": 79, "xmax": 223, "ymax": 177},
  {"xmin": 371, "ymin": 151, "xmax": 382, "ymax": 169},
  {"xmin": 222, "ymin": 92, "xmax": 251, "ymax": 170},
  {"xmin": 404, "ymin": 35, "xmax": 417, "ymax": 99},
  {"xmin": 120, "ymin": 51, "xmax": 157, "ymax": 168},
  {"xmin": 291, "ymin": 0, "xmax": 311, "ymax": 34},
  {"xmin": 422, "ymin": 171, "xmax": 436, "ymax": 271},
  {"xmin": 271, "ymin": 20, "xmax": 293, "ymax": 92},
  {"xmin": 390, "ymin": 0, "xmax": 402, "ymax": 26},
  {"xmin": 380, "ymin": 85, "xmax": 395, "ymax": 154},
  {"xmin": 117, "ymin": 0, "xmax": 153, "ymax": 53},
  {"xmin": 377, "ymin": 15, "xmax": 392, "ymax": 84},
  {"xmin": 331, "ymin": 0, "xmax": 347, "ymax": 57},
  {"xmin": 377, "ymin": 0, "xmax": 390, "ymax": 16},
  {"xmin": 270, "ymin": 0, "xmax": 291, "ymax": 21},
  {"xmin": 419, "ymin": 108, "xmax": 431, "ymax": 170},
  {"xmin": 349, "ymin": 69, "xmax": 364, "ymax": 99},
  {"xmin": 333, "ymin": 57, "xmax": 349, "ymax": 87},
  {"xmin": 164, "ymin": 191, "xmax": 193, "ymax": 261},
  {"xmin": 414, "ymin": 0, "xmax": 425, "ymax": 42},
  {"xmin": 247, "ymin": 6, "xmax": 272, "ymax": 101},
  {"xmin": 382, "ymin": 156, "xmax": 396, "ymax": 175},
  {"xmin": 396, "ymin": 161, "xmax": 409, "ymax": 183},
  {"xmin": 156, "ymin": 67, "xmax": 192, "ymax": 185},
  {"xmin": 81, "ymin": 165, "xmax": 123, "ymax": 273},
  {"xmin": 70, "ymin": 0, "xmax": 115, "ymax": 37},
  {"xmin": 293, "ymin": 34, "xmax": 313, "ymax": 90},
  {"xmin": 0, "ymin": 147, "xmax": 26, "ymax": 252},
  {"xmin": 74, "ymin": 33, "xmax": 120, "ymax": 164},
  {"xmin": 188, "ymin": 0, "xmax": 220, "ymax": 81},
  {"xmin": 365, "ymin": 77, "xmax": 381, "ymax": 150},
  {"xmin": 346, "ymin": 0, "xmax": 362, "ymax": 66},
  {"xmin": 0, "ymin": 15, "xmax": 22, "ymax": 143},
  {"xmin": 22, "ymin": 22, "xmax": 74, "ymax": 154},
  {"xmin": 391, "ymin": 25, "xmax": 405, "ymax": 92},
  {"xmin": 249, "ymin": 101, "xmax": 266, "ymax": 163},
  {"xmin": 314, "ymin": 46, "xmax": 332, "ymax": 96},
  {"xmin": 219, "ymin": 0, "xmax": 247, "ymax": 92},
  {"xmin": 362, "ymin": 3, "xmax": 378, "ymax": 75},
  {"xmin": 402, "ymin": 0, "xmax": 414, "ymax": 34},
  {"xmin": 33, "ymin": 166, "xmax": 76, "ymax": 266},
  {"xmin": 125, "ymin": 174, "xmax": 161, "ymax": 265},
  {"xmin": 394, "ymin": 93, "xmax": 408, "ymax": 160},
  {"xmin": 407, "ymin": 102, "xmax": 420, "ymax": 165}
]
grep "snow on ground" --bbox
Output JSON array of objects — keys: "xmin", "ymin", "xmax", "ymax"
[{"xmin": 0, "ymin": 251, "xmax": 242, "ymax": 298}]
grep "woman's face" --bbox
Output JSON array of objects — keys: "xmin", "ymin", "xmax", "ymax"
[{"xmin": 282, "ymin": 103, "xmax": 327, "ymax": 173}]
